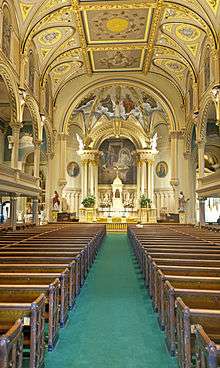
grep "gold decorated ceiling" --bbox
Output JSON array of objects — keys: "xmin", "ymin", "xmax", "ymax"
[{"xmin": 15, "ymin": 0, "xmax": 220, "ymax": 98}]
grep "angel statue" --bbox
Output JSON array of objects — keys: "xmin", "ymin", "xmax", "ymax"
[{"xmin": 150, "ymin": 133, "xmax": 158, "ymax": 151}]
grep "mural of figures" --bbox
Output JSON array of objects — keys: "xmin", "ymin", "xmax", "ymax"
[
  {"xmin": 98, "ymin": 138, "xmax": 137, "ymax": 184},
  {"xmin": 156, "ymin": 161, "xmax": 168, "ymax": 178},
  {"xmin": 72, "ymin": 86, "xmax": 165, "ymax": 129}
]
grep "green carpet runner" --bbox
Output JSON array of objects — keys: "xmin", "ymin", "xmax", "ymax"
[{"xmin": 45, "ymin": 234, "xmax": 177, "ymax": 368}]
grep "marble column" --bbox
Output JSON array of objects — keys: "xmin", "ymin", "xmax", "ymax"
[
  {"xmin": 32, "ymin": 198, "xmax": 39, "ymax": 225},
  {"xmin": 138, "ymin": 149, "xmax": 158, "ymax": 199},
  {"xmin": 140, "ymin": 160, "xmax": 147, "ymax": 194},
  {"xmin": 58, "ymin": 133, "xmax": 67, "ymax": 182},
  {"xmin": 11, "ymin": 125, "xmax": 20, "ymax": 169},
  {"xmin": 81, "ymin": 150, "xmax": 99, "ymax": 201},
  {"xmin": 170, "ymin": 131, "xmax": 179, "ymax": 183},
  {"xmin": 76, "ymin": 192, "xmax": 80, "ymax": 217},
  {"xmin": 198, "ymin": 196, "xmax": 206, "ymax": 226},
  {"xmin": 84, "ymin": 160, "xmax": 88, "ymax": 198},
  {"xmin": 34, "ymin": 140, "xmax": 41, "ymax": 179},
  {"xmin": 89, "ymin": 161, "xmax": 94, "ymax": 195},
  {"xmin": 147, "ymin": 160, "xmax": 154, "ymax": 203},
  {"xmin": 94, "ymin": 162, "xmax": 99, "ymax": 207},
  {"xmin": 136, "ymin": 159, "xmax": 141, "ymax": 204},
  {"xmin": 197, "ymin": 141, "xmax": 205, "ymax": 178},
  {"xmin": 10, "ymin": 196, "xmax": 17, "ymax": 231},
  {"xmin": 45, "ymin": 153, "xmax": 53, "ymax": 222}
]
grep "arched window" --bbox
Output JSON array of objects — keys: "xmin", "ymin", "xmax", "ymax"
[
  {"xmin": 2, "ymin": 6, "xmax": 11, "ymax": 59},
  {"xmin": 204, "ymin": 48, "xmax": 211, "ymax": 91},
  {"xmin": 29, "ymin": 51, "xmax": 35, "ymax": 93}
]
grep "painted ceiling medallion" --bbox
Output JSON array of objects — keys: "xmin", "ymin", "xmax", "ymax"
[
  {"xmin": 106, "ymin": 18, "xmax": 129, "ymax": 33},
  {"xmin": 165, "ymin": 61, "xmax": 185, "ymax": 72},
  {"xmin": 176, "ymin": 25, "xmax": 200, "ymax": 42},
  {"xmin": 52, "ymin": 63, "xmax": 71, "ymax": 75},
  {"xmin": 38, "ymin": 29, "xmax": 62, "ymax": 46}
]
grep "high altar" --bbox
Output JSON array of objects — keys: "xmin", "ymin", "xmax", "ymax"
[{"xmin": 78, "ymin": 137, "xmax": 158, "ymax": 223}]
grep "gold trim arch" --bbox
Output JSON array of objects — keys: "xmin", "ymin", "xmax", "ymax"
[
  {"xmin": 91, "ymin": 117, "xmax": 147, "ymax": 150},
  {"xmin": 0, "ymin": 62, "xmax": 20, "ymax": 125},
  {"xmin": 22, "ymin": 94, "xmax": 42, "ymax": 143},
  {"xmin": 62, "ymin": 77, "xmax": 177, "ymax": 135},
  {"xmin": 199, "ymin": 96, "xmax": 216, "ymax": 142}
]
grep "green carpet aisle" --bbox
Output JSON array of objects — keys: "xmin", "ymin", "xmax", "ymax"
[{"xmin": 45, "ymin": 234, "xmax": 178, "ymax": 368}]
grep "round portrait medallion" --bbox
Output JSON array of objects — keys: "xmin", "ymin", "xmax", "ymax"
[
  {"xmin": 156, "ymin": 161, "xmax": 168, "ymax": 178},
  {"xmin": 67, "ymin": 161, "xmax": 80, "ymax": 178}
]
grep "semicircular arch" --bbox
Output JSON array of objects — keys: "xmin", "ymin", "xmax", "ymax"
[{"xmin": 61, "ymin": 77, "xmax": 178, "ymax": 135}]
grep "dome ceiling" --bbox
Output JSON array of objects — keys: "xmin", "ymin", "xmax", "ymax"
[{"xmin": 15, "ymin": 0, "xmax": 219, "ymax": 98}]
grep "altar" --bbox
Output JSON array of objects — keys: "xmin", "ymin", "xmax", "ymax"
[{"xmin": 77, "ymin": 137, "xmax": 158, "ymax": 223}]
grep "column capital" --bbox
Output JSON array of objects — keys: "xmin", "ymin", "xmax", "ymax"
[
  {"xmin": 137, "ymin": 149, "xmax": 158, "ymax": 163},
  {"xmin": 169, "ymin": 130, "xmax": 183, "ymax": 139},
  {"xmin": 198, "ymin": 196, "xmax": 207, "ymax": 202},
  {"xmin": 10, "ymin": 123, "xmax": 21, "ymax": 134},
  {"xmin": 80, "ymin": 149, "xmax": 99, "ymax": 163},
  {"xmin": 58, "ymin": 132, "xmax": 68, "ymax": 141},
  {"xmin": 183, "ymin": 152, "xmax": 191, "ymax": 160},
  {"xmin": 196, "ymin": 140, "xmax": 206, "ymax": 148},
  {"xmin": 34, "ymin": 139, "xmax": 42, "ymax": 148}
]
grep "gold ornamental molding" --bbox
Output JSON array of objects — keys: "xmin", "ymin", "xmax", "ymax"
[
  {"xmin": 87, "ymin": 45, "xmax": 147, "ymax": 51},
  {"xmin": 144, "ymin": 0, "xmax": 164, "ymax": 74},
  {"xmin": 71, "ymin": 0, "xmax": 92, "ymax": 75}
]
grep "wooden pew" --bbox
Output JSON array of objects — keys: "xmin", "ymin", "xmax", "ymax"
[
  {"xmin": 1, "ymin": 245, "xmax": 91, "ymax": 284},
  {"xmin": 155, "ymin": 269, "xmax": 220, "ymax": 329},
  {"xmin": 0, "ymin": 318, "xmax": 23, "ymax": 368},
  {"xmin": 163, "ymin": 284, "xmax": 220, "ymax": 356},
  {"xmin": 0, "ymin": 264, "xmax": 72, "ymax": 313},
  {"xmin": 147, "ymin": 256, "xmax": 220, "ymax": 297},
  {"xmin": 176, "ymin": 297, "xmax": 220, "ymax": 368},
  {"xmin": 0, "ymin": 293, "xmax": 45, "ymax": 368},
  {"xmin": 194, "ymin": 324, "xmax": 220, "ymax": 368},
  {"xmin": 0, "ymin": 282, "xmax": 59, "ymax": 351}
]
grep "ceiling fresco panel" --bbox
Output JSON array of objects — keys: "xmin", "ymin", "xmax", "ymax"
[
  {"xmin": 90, "ymin": 49, "xmax": 144, "ymax": 71},
  {"xmin": 82, "ymin": 8, "xmax": 153, "ymax": 44}
]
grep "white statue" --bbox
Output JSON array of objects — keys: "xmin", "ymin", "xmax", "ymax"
[{"xmin": 150, "ymin": 133, "xmax": 158, "ymax": 151}]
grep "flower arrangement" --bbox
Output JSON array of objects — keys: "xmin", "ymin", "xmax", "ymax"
[
  {"xmin": 140, "ymin": 194, "xmax": 152, "ymax": 208},
  {"xmin": 82, "ymin": 195, "xmax": 96, "ymax": 208}
]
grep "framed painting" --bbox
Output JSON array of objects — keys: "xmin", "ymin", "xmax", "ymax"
[
  {"xmin": 67, "ymin": 161, "xmax": 80, "ymax": 177},
  {"xmin": 156, "ymin": 161, "xmax": 168, "ymax": 178}
]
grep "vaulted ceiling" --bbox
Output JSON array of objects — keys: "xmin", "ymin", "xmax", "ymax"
[{"xmin": 14, "ymin": 0, "xmax": 219, "ymax": 100}]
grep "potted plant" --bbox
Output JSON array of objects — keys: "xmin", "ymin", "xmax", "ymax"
[
  {"xmin": 140, "ymin": 194, "xmax": 152, "ymax": 208},
  {"xmin": 81, "ymin": 195, "xmax": 96, "ymax": 208}
]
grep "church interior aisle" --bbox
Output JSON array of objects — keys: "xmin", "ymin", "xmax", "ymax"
[{"xmin": 45, "ymin": 234, "xmax": 178, "ymax": 368}]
